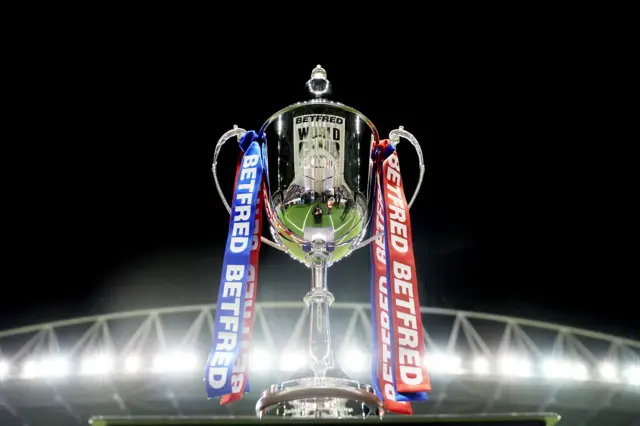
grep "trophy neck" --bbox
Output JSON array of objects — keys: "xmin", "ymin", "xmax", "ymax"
[
  {"xmin": 310, "ymin": 251, "xmax": 329, "ymax": 290},
  {"xmin": 304, "ymin": 251, "xmax": 335, "ymax": 378}
]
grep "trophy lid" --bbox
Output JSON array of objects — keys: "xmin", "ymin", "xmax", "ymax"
[{"xmin": 305, "ymin": 64, "xmax": 332, "ymax": 99}]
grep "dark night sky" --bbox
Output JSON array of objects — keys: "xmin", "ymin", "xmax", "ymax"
[{"xmin": 1, "ymin": 32, "xmax": 636, "ymax": 341}]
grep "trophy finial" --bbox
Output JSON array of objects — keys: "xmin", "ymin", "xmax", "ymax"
[{"xmin": 306, "ymin": 64, "xmax": 331, "ymax": 99}]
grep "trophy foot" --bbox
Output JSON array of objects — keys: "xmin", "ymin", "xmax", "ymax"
[{"xmin": 256, "ymin": 377, "xmax": 384, "ymax": 419}]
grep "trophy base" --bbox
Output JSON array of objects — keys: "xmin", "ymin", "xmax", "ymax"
[{"xmin": 255, "ymin": 377, "xmax": 384, "ymax": 419}]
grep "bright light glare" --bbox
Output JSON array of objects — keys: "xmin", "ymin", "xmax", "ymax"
[
  {"xmin": 542, "ymin": 359, "xmax": 588, "ymax": 381},
  {"xmin": 473, "ymin": 357, "xmax": 490, "ymax": 375},
  {"xmin": 499, "ymin": 355, "xmax": 532, "ymax": 378},
  {"xmin": 171, "ymin": 351, "xmax": 197, "ymax": 371},
  {"xmin": 41, "ymin": 356, "xmax": 69, "ymax": 378},
  {"xmin": 250, "ymin": 348, "xmax": 273, "ymax": 371},
  {"xmin": 81, "ymin": 355, "xmax": 113, "ymax": 376},
  {"xmin": 624, "ymin": 365, "xmax": 640, "ymax": 385},
  {"xmin": 426, "ymin": 353, "xmax": 463, "ymax": 374},
  {"xmin": 20, "ymin": 357, "xmax": 69, "ymax": 379},
  {"xmin": 152, "ymin": 354, "xmax": 170, "ymax": 372},
  {"xmin": 599, "ymin": 362, "xmax": 617, "ymax": 382},
  {"xmin": 124, "ymin": 355, "xmax": 141, "ymax": 373},
  {"xmin": 0, "ymin": 361, "xmax": 9, "ymax": 379},
  {"xmin": 342, "ymin": 349, "xmax": 367, "ymax": 372},
  {"xmin": 543, "ymin": 358, "xmax": 573, "ymax": 379},
  {"xmin": 570, "ymin": 362, "xmax": 589, "ymax": 381},
  {"xmin": 152, "ymin": 351, "xmax": 197, "ymax": 373},
  {"xmin": 22, "ymin": 360, "xmax": 37, "ymax": 379},
  {"xmin": 279, "ymin": 351, "xmax": 306, "ymax": 372}
]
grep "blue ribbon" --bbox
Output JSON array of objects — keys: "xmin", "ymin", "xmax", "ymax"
[
  {"xmin": 205, "ymin": 132, "xmax": 264, "ymax": 398},
  {"xmin": 369, "ymin": 158, "xmax": 383, "ymax": 401}
]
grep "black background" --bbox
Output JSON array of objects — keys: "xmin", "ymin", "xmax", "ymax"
[{"xmin": 1, "ymin": 25, "xmax": 636, "ymax": 341}]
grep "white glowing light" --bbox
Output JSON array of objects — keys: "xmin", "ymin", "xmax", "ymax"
[
  {"xmin": 499, "ymin": 355, "xmax": 532, "ymax": 378},
  {"xmin": 279, "ymin": 350, "xmax": 306, "ymax": 372},
  {"xmin": 81, "ymin": 355, "xmax": 113, "ymax": 376}
]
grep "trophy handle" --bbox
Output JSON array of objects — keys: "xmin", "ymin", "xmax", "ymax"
[
  {"xmin": 350, "ymin": 127, "xmax": 424, "ymax": 253},
  {"xmin": 389, "ymin": 126, "xmax": 425, "ymax": 209},
  {"xmin": 212, "ymin": 125, "xmax": 287, "ymax": 252}
]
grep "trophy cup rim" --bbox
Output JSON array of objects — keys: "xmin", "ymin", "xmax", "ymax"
[{"xmin": 258, "ymin": 99, "xmax": 380, "ymax": 143}]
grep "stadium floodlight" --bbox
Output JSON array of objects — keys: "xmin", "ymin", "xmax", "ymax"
[
  {"xmin": 81, "ymin": 354, "xmax": 114, "ymax": 376},
  {"xmin": 21, "ymin": 360, "xmax": 39, "ymax": 379},
  {"xmin": 0, "ymin": 360, "xmax": 9, "ymax": 379},
  {"xmin": 41, "ymin": 356, "xmax": 70, "ymax": 378},
  {"xmin": 624, "ymin": 365, "xmax": 640, "ymax": 386},
  {"xmin": 152, "ymin": 354, "xmax": 170, "ymax": 373},
  {"xmin": 279, "ymin": 350, "xmax": 306, "ymax": 372},
  {"xmin": 542, "ymin": 358, "xmax": 573, "ymax": 379},
  {"xmin": 341, "ymin": 348, "xmax": 367, "ymax": 373},
  {"xmin": 426, "ymin": 353, "xmax": 463, "ymax": 375},
  {"xmin": 124, "ymin": 355, "xmax": 141, "ymax": 373},
  {"xmin": 599, "ymin": 362, "xmax": 618, "ymax": 382},
  {"xmin": 472, "ymin": 356, "xmax": 490, "ymax": 375},
  {"xmin": 152, "ymin": 351, "xmax": 198, "ymax": 373},
  {"xmin": 20, "ymin": 357, "xmax": 69, "ymax": 379},
  {"xmin": 570, "ymin": 361, "xmax": 589, "ymax": 381},
  {"xmin": 250, "ymin": 348, "xmax": 273, "ymax": 371},
  {"xmin": 498, "ymin": 354, "xmax": 532, "ymax": 378},
  {"xmin": 171, "ymin": 351, "xmax": 198, "ymax": 372}
]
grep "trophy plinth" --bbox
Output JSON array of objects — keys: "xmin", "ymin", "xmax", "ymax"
[{"xmin": 256, "ymin": 377, "xmax": 383, "ymax": 419}]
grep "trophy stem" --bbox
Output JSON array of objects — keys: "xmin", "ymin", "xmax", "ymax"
[{"xmin": 303, "ymin": 251, "xmax": 335, "ymax": 379}]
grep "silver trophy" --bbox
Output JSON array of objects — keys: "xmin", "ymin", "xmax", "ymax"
[{"xmin": 212, "ymin": 65, "xmax": 425, "ymax": 419}]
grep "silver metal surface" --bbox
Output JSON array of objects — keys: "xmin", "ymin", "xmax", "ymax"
[
  {"xmin": 304, "ymin": 251, "xmax": 334, "ymax": 378},
  {"xmin": 255, "ymin": 377, "xmax": 383, "ymax": 419},
  {"xmin": 389, "ymin": 126, "xmax": 425, "ymax": 209}
]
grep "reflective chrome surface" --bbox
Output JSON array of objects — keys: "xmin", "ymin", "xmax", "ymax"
[
  {"xmin": 256, "ymin": 377, "xmax": 383, "ymax": 419},
  {"xmin": 261, "ymin": 101, "xmax": 377, "ymax": 266},
  {"xmin": 210, "ymin": 65, "xmax": 427, "ymax": 419}
]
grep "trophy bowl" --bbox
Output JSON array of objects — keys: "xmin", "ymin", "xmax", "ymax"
[
  {"xmin": 259, "ymin": 94, "xmax": 377, "ymax": 266},
  {"xmin": 209, "ymin": 65, "xmax": 426, "ymax": 420}
]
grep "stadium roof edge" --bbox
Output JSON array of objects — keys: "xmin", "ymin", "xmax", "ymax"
[{"xmin": 1, "ymin": 302, "xmax": 639, "ymax": 348}]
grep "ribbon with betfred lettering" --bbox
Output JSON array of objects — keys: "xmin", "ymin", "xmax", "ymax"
[
  {"xmin": 206, "ymin": 131, "xmax": 264, "ymax": 400},
  {"xmin": 370, "ymin": 139, "xmax": 430, "ymax": 412},
  {"xmin": 370, "ymin": 156, "xmax": 413, "ymax": 414}
]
